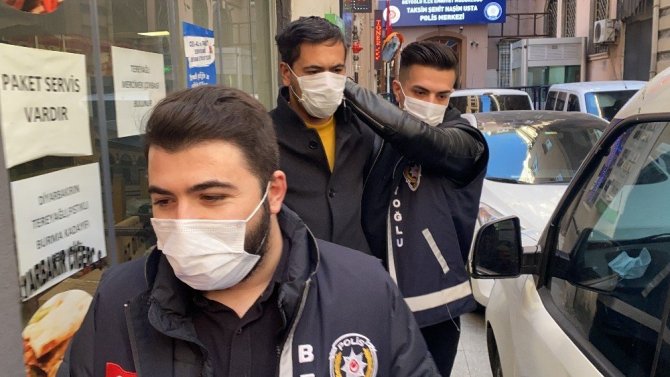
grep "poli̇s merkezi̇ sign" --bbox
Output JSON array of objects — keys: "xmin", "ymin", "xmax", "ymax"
[{"xmin": 384, "ymin": 0, "xmax": 506, "ymax": 27}]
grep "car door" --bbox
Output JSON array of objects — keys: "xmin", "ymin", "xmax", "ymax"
[
  {"xmin": 473, "ymin": 117, "xmax": 670, "ymax": 377},
  {"xmin": 539, "ymin": 118, "xmax": 670, "ymax": 376}
]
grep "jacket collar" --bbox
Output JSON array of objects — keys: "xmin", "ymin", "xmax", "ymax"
[
  {"xmin": 273, "ymin": 86, "xmax": 353, "ymax": 131},
  {"xmin": 143, "ymin": 205, "xmax": 319, "ymax": 337},
  {"xmin": 274, "ymin": 87, "xmax": 363, "ymax": 172}
]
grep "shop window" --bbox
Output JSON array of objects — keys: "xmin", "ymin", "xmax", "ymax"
[
  {"xmin": 0, "ymin": 0, "xmax": 277, "ymax": 373},
  {"xmin": 214, "ymin": 0, "xmax": 275, "ymax": 108},
  {"xmin": 193, "ymin": 0, "xmax": 208, "ymax": 27},
  {"xmin": 3, "ymin": 0, "xmax": 64, "ymax": 14}
]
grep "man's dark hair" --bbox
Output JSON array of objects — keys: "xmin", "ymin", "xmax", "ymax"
[
  {"xmin": 144, "ymin": 86, "xmax": 278, "ymax": 190},
  {"xmin": 398, "ymin": 41, "xmax": 459, "ymax": 83},
  {"xmin": 275, "ymin": 16, "xmax": 347, "ymax": 67}
]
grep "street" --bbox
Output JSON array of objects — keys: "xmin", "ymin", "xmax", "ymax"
[{"xmin": 453, "ymin": 311, "xmax": 493, "ymax": 377}]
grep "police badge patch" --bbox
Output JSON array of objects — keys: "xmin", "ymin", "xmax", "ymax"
[
  {"xmin": 403, "ymin": 164, "xmax": 422, "ymax": 191},
  {"xmin": 329, "ymin": 333, "xmax": 378, "ymax": 377}
]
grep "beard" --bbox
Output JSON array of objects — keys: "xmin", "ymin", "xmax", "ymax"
[{"xmin": 241, "ymin": 200, "xmax": 272, "ymax": 280}]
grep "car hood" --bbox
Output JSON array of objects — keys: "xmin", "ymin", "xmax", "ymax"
[{"xmin": 481, "ymin": 180, "xmax": 568, "ymax": 240}]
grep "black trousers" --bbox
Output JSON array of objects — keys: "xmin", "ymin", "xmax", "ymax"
[{"xmin": 420, "ymin": 317, "xmax": 461, "ymax": 377}]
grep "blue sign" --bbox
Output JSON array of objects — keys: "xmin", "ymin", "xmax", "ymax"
[
  {"xmin": 182, "ymin": 22, "xmax": 216, "ymax": 88},
  {"xmin": 383, "ymin": 0, "xmax": 506, "ymax": 27}
]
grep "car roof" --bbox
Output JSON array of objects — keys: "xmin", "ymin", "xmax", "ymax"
[
  {"xmin": 463, "ymin": 110, "xmax": 608, "ymax": 132},
  {"xmin": 615, "ymin": 67, "xmax": 670, "ymax": 119},
  {"xmin": 451, "ymin": 88, "xmax": 531, "ymax": 97},
  {"xmin": 547, "ymin": 81, "xmax": 646, "ymax": 94}
]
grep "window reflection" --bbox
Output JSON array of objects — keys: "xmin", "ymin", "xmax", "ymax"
[
  {"xmin": 3, "ymin": 0, "xmax": 64, "ymax": 14},
  {"xmin": 550, "ymin": 122, "xmax": 670, "ymax": 376}
]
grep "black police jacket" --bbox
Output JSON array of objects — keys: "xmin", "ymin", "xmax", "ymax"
[
  {"xmin": 344, "ymin": 81, "xmax": 489, "ymax": 327},
  {"xmin": 57, "ymin": 207, "xmax": 439, "ymax": 376}
]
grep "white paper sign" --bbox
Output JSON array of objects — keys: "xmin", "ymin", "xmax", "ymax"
[
  {"xmin": 0, "ymin": 44, "xmax": 92, "ymax": 168},
  {"xmin": 111, "ymin": 46, "xmax": 166, "ymax": 138},
  {"xmin": 11, "ymin": 163, "xmax": 107, "ymax": 301},
  {"xmin": 184, "ymin": 36, "xmax": 216, "ymax": 68}
]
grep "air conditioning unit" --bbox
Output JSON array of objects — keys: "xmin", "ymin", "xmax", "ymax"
[{"xmin": 594, "ymin": 19, "xmax": 618, "ymax": 44}]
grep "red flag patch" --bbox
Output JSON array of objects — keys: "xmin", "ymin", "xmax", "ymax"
[{"xmin": 106, "ymin": 362, "xmax": 137, "ymax": 377}]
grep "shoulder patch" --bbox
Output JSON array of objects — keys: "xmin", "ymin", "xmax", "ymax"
[
  {"xmin": 329, "ymin": 333, "xmax": 378, "ymax": 377},
  {"xmin": 106, "ymin": 362, "xmax": 136, "ymax": 377}
]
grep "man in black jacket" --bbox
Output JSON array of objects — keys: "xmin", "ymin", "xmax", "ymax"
[
  {"xmin": 270, "ymin": 16, "xmax": 376, "ymax": 254},
  {"xmin": 57, "ymin": 86, "xmax": 438, "ymax": 376},
  {"xmin": 344, "ymin": 41, "xmax": 489, "ymax": 376}
]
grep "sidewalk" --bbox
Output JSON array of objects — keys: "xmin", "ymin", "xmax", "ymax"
[{"xmin": 451, "ymin": 311, "xmax": 493, "ymax": 377}]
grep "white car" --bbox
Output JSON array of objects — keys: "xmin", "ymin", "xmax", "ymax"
[
  {"xmin": 450, "ymin": 88, "xmax": 534, "ymax": 113},
  {"xmin": 470, "ymin": 68, "xmax": 670, "ymax": 376},
  {"xmin": 462, "ymin": 111, "xmax": 607, "ymax": 306},
  {"xmin": 544, "ymin": 81, "xmax": 645, "ymax": 121}
]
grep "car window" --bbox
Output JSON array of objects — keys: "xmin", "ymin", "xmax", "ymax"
[
  {"xmin": 450, "ymin": 96, "xmax": 467, "ymax": 113},
  {"xmin": 495, "ymin": 94, "xmax": 532, "ymax": 110},
  {"xmin": 567, "ymin": 94, "xmax": 580, "ymax": 112},
  {"xmin": 546, "ymin": 91, "xmax": 557, "ymax": 110},
  {"xmin": 555, "ymin": 91, "xmax": 567, "ymax": 111},
  {"xmin": 547, "ymin": 121, "xmax": 670, "ymax": 376},
  {"xmin": 585, "ymin": 90, "xmax": 638, "ymax": 121},
  {"xmin": 480, "ymin": 95, "xmax": 493, "ymax": 111},
  {"xmin": 483, "ymin": 124, "xmax": 602, "ymax": 184},
  {"xmin": 450, "ymin": 94, "xmax": 532, "ymax": 113}
]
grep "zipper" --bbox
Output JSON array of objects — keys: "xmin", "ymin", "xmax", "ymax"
[
  {"xmin": 363, "ymin": 139, "xmax": 385, "ymax": 189},
  {"xmin": 124, "ymin": 302, "xmax": 143, "ymax": 376},
  {"xmin": 345, "ymin": 97, "xmax": 389, "ymax": 132},
  {"xmin": 276, "ymin": 227, "xmax": 320, "ymax": 376},
  {"xmin": 127, "ymin": 297, "xmax": 211, "ymax": 377},
  {"xmin": 277, "ymin": 279, "xmax": 312, "ymax": 376}
]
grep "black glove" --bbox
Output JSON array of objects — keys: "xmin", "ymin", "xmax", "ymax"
[{"xmin": 344, "ymin": 79, "xmax": 486, "ymax": 185}]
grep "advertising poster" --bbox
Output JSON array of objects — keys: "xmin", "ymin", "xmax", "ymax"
[
  {"xmin": 0, "ymin": 44, "xmax": 92, "ymax": 168},
  {"xmin": 183, "ymin": 22, "xmax": 216, "ymax": 88},
  {"xmin": 22, "ymin": 289, "xmax": 92, "ymax": 376},
  {"xmin": 11, "ymin": 163, "xmax": 107, "ymax": 301},
  {"xmin": 383, "ymin": 0, "xmax": 506, "ymax": 27},
  {"xmin": 111, "ymin": 46, "xmax": 167, "ymax": 138}
]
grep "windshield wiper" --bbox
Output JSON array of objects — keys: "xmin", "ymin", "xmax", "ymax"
[
  {"xmin": 486, "ymin": 177, "xmax": 529, "ymax": 184},
  {"xmin": 616, "ymin": 233, "xmax": 670, "ymax": 245},
  {"xmin": 634, "ymin": 233, "xmax": 670, "ymax": 242}
]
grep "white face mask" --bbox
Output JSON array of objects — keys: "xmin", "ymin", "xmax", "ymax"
[
  {"xmin": 287, "ymin": 65, "xmax": 346, "ymax": 119},
  {"xmin": 150, "ymin": 186, "xmax": 270, "ymax": 291},
  {"xmin": 400, "ymin": 85, "xmax": 449, "ymax": 127}
]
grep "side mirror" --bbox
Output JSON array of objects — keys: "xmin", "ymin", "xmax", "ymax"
[{"xmin": 470, "ymin": 216, "xmax": 523, "ymax": 278}]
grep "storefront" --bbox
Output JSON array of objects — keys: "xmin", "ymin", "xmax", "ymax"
[{"xmin": 0, "ymin": 0, "xmax": 278, "ymax": 373}]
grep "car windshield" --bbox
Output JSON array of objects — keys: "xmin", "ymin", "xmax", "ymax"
[
  {"xmin": 484, "ymin": 125, "xmax": 603, "ymax": 184},
  {"xmin": 451, "ymin": 94, "xmax": 532, "ymax": 113},
  {"xmin": 584, "ymin": 90, "xmax": 638, "ymax": 121}
]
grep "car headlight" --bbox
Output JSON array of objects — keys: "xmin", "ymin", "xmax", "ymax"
[{"xmin": 478, "ymin": 203, "xmax": 504, "ymax": 225}]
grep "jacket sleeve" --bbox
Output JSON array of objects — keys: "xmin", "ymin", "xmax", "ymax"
[
  {"xmin": 387, "ymin": 279, "xmax": 442, "ymax": 376},
  {"xmin": 344, "ymin": 79, "xmax": 486, "ymax": 186}
]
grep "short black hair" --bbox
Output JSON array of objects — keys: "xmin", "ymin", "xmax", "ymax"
[
  {"xmin": 275, "ymin": 16, "xmax": 347, "ymax": 67},
  {"xmin": 398, "ymin": 41, "xmax": 459, "ymax": 83},
  {"xmin": 144, "ymin": 86, "xmax": 279, "ymax": 190}
]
